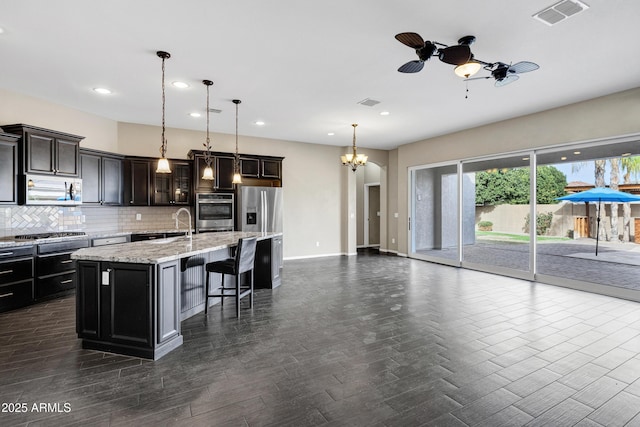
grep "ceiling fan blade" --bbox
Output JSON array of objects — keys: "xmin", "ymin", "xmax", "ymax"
[
  {"xmin": 395, "ymin": 32, "xmax": 425, "ymax": 49},
  {"xmin": 438, "ymin": 45, "xmax": 471, "ymax": 65},
  {"xmin": 508, "ymin": 61, "xmax": 539, "ymax": 74},
  {"xmin": 398, "ymin": 60, "xmax": 424, "ymax": 73},
  {"xmin": 464, "ymin": 76, "xmax": 491, "ymax": 82},
  {"xmin": 495, "ymin": 74, "xmax": 519, "ymax": 87}
]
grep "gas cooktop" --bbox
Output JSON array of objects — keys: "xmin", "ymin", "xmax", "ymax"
[{"xmin": 13, "ymin": 231, "xmax": 86, "ymax": 240}]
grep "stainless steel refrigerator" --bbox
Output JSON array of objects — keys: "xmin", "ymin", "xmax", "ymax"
[{"xmin": 237, "ymin": 186, "xmax": 283, "ymax": 233}]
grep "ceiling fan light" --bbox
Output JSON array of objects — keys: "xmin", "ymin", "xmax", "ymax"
[{"xmin": 455, "ymin": 62, "xmax": 482, "ymax": 78}]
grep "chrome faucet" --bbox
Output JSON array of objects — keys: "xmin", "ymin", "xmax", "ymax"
[{"xmin": 175, "ymin": 207, "xmax": 193, "ymax": 242}]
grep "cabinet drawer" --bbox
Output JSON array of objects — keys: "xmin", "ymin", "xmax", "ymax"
[
  {"xmin": 36, "ymin": 271, "xmax": 76, "ymax": 299},
  {"xmin": 0, "ymin": 258, "xmax": 34, "ymax": 286},
  {"xmin": 0, "ymin": 280, "xmax": 34, "ymax": 312},
  {"xmin": 37, "ymin": 253, "xmax": 76, "ymax": 276},
  {"xmin": 0, "ymin": 246, "xmax": 35, "ymax": 259}
]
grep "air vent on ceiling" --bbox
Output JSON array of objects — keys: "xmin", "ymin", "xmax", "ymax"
[
  {"xmin": 533, "ymin": 0, "xmax": 589, "ymax": 26},
  {"xmin": 208, "ymin": 108, "xmax": 222, "ymax": 114},
  {"xmin": 357, "ymin": 98, "xmax": 380, "ymax": 107}
]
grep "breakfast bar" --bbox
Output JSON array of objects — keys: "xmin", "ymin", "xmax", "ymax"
[{"xmin": 71, "ymin": 231, "xmax": 282, "ymax": 360}]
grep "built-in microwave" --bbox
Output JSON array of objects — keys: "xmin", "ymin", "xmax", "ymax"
[
  {"xmin": 24, "ymin": 174, "xmax": 82, "ymax": 205},
  {"xmin": 195, "ymin": 193, "xmax": 234, "ymax": 232}
]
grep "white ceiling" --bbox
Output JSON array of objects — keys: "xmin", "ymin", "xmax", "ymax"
[{"xmin": 1, "ymin": 0, "xmax": 640, "ymax": 150}]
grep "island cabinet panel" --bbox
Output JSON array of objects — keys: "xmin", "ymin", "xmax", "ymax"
[
  {"xmin": 76, "ymin": 260, "xmax": 182, "ymax": 360},
  {"xmin": 157, "ymin": 261, "xmax": 180, "ymax": 344},
  {"xmin": 76, "ymin": 260, "xmax": 100, "ymax": 339},
  {"xmin": 109, "ymin": 263, "xmax": 153, "ymax": 347}
]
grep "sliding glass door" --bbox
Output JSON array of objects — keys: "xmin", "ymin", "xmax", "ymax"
[
  {"xmin": 408, "ymin": 138, "xmax": 640, "ymax": 301},
  {"xmin": 461, "ymin": 155, "xmax": 533, "ymax": 279},
  {"xmin": 410, "ymin": 163, "xmax": 460, "ymax": 266}
]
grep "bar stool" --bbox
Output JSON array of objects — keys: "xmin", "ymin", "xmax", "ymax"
[{"xmin": 204, "ymin": 237, "xmax": 257, "ymax": 318}]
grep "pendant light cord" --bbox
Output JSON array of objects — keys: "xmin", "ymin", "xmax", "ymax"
[{"xmin": 160, "ymin": 53, "xmax": 167, "ymax": 157}]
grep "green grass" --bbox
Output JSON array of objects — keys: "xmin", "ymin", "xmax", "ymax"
[{"xmin": 476, "ymin": 231, "xmax": 571, "ymax": 243}]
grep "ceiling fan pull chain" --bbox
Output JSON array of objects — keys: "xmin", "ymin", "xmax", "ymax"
[{"xmin": 465, "ymin": 80, "xmax": 470, "ymax": 99}]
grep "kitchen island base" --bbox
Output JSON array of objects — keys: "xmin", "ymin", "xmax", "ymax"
[{"xmin": 73, "ymin": 232, "xmax": 282, "ymax": 360}]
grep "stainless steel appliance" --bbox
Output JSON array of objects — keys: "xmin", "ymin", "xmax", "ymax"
[
  {"xmin": 195, "ymin": 193, "xmax": 234, "ymax": 232},
  {"xmin": 237, "ymin": 186, "xmax": 283, "ymax": 233},
  {"xmin": 24, "ymin": 174, "xmax": 82, "ymax": 205}
]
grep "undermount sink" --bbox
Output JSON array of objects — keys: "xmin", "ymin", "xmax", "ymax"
[{"xmin": 146, "ymin": 237, "xmax": 183, "ymax": 244}]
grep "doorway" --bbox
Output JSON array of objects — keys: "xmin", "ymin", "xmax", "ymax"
[{"xmin": 365, "ymin": 184, "xmax": 380, "ymax": 247}]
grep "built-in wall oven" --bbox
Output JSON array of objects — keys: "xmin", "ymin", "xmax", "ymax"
[{"xmin": 195, "ymin": 193, "xmax": 234, "ymax": 232}]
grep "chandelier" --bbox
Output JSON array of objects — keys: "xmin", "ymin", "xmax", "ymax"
[{"xmin": 341, "ymin": 123, "xmax": 367, "ymax": 172}]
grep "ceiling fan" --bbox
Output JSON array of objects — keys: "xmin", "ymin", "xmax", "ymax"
[{"xmin": 395, "ymin": 32, "xmax": 539, "ymax": 87}]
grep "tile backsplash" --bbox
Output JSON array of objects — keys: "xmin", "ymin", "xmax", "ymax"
[{"xmin": 0, "ymin": 205, "xmax": 192, "ymax": 238}]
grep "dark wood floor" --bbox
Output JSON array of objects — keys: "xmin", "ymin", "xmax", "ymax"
[{"xmin": 2, "ymin": 253, "xmax": 640, "ymax": 426}]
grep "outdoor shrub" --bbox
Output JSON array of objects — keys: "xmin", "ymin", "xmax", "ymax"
[
  {"xmin": 523, "ymin": 212, "xmax": 554, "ymax": 235},
  {"xmin": 478, "ymin": 220, "xmax": 493, "ymax": 231}
]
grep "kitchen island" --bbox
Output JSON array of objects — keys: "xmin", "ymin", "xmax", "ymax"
[{"xmin": 71, "ymin": 231, "xmax": 282, "ymax": 360}]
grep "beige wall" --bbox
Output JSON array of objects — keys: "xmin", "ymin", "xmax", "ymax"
[
  {"xmin": 395, "ymin": 87, "xmax": 640, "ymax": 256},
  {"xmin": 0, "ymin": 88, "xmax": 118, "ymax": 152}
]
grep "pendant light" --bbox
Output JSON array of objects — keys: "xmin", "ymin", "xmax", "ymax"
[
  {"xmin": 341, "ymin": 123, "xmax": 367, "ymax": 172},
  {"xmin": 156, "ymin": 50, "xmax": 172, "ymax": 174},
  {"xmin": 232, "ymin": 99, "xmax": 242, "ymax": 184},
  {"xmin": 201, "ymin": 79, "xmax": 214, "ymax": 181}
]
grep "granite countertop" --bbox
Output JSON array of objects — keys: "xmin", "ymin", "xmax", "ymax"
[
  {"xmin": 71, "ymin": 231, "xmax": 281, "ymax": 264},
  {"xmin": 0, "ymin": 229, "xmax": 196, "ymax": 249}
]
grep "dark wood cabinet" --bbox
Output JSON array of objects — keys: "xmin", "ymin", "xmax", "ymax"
[
  {"xmin": 240, "ymin": 157, "xmax": 260, "ymax": 177},
  {"xmin": 240, "ymin": 157, "xmax": 281, "ymax": 180},
  {"xmin": 189, "ymin": 150, "xmax": 281, "ymax": 191},
  {"xmin": 124, "ymin": 158, "xmax": 151, "ymax": 206},
  {"xmin": 0, "ymin": 132, "xmax": 20, "ymax": 204},
  {"xmin": 35, "ymin": 238, "xmax": 89, "ymax": 301},
  {"xmin": 80, "ymin": 149, "xmax": 123, "ymax": 205},
  {"xmin": 255, "ymin": 236, "xmax": 283, "ymax": 289},
  {"xmin": 0, "ymin": 245, "xmax": 34, "ymax": 313},
  {"xmin": 216, "ymin": 155, "xmax": 235, "ymax": 190},
  {"xmin": 153, "ymin": 161, "xmax": 192, "ymax": 205},
  {"xmin": 76, "ymin": 260, "xmax": 182, "ymax": 359},
  {"xmin": 2, "ymin": 124, "xmax": 83, "ymax": 177}
]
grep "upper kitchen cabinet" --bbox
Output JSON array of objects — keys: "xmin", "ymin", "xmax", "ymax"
[
  {"xmin": 123, "ymin": 157, "xmax": 152, "ymax": 206},
  {"xmin": 188, "ymin": 150, "xmax": 235, "ymax": 192},
  {"xmin": 189, "ymin": 150, "xmax": 282, "ymax": 191},
  {"xmin": 80, "ymin": 148, "xmax": 124, "ymax": 206},
  {"xmin": 240, "ymin": 156, "xmax": 282, "ymax": 180},
  {"xmin": 0, "ymin": 131, "xmax": 20, "ymax": 204},
  {"xmin": 153, "ymin": 160, "xmax": 192, "ymax": 205},
  {"xmin": 3, "ymin": 124, "xmax": 84, "ymax": 177}
]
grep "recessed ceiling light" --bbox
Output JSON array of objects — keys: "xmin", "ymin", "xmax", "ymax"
[
  {"xmin": 573, "ymin": 151, "xmax": 581, "ymax": 155},
  {"xmin": 622, "ymin": 152, "xmax": 632, "ymax": 157},
  {"xmin": 522, "ymin": 157, "xmax": 530, "ymax": 161},
  {"xmin": 93, "ymin": 87, "xmax": 112, "ymax": 95},
  {"xmin": 0, "ymin": 27, "xmax": 5, "ymax": 34},
  {"xmin": 380, "ymin": 111, "xmax": 390, "ymax": 116},
  {"xmin": 255, "ymin": 121, "xmax": 265, "ymax": 126},
  {"xmin": 561, "ymin": 156, "xmax": 567, "ymax": 160},
  {"xmin": 189, "ymin": 112, "xmax": 201, "ymax": 118},
  {"xmin": 327, "ymin": 132, "xmax": 335, "ymax": 136},
  {"xmin": 172, "ymin": 81, "xmax": 189, "ymax": 89}
]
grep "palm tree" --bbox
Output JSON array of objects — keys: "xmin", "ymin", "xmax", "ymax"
[{"xmin": 621, "ymin": 156, "xmax": 640, "ymax": 242}]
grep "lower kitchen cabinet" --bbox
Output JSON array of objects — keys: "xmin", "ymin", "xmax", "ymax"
[
  {"xmin": 0, "ymin": 245, "xmax": 35, "ymax": 313},
  {"xmin": 255, "ymin": 235, "xmax": 283, "ymax": 289},
  {"xmin": 76, "ymin": 260, "xmax": 182, "ymax": 359},
  {"xmin": 36, "ymin": 239, "xmax": 89, "ymax": 300}
]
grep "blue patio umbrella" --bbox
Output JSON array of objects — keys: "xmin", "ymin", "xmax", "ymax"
[{"xmin": 557, "ymin": 187, "xmax": 640, "ymax": 255}]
